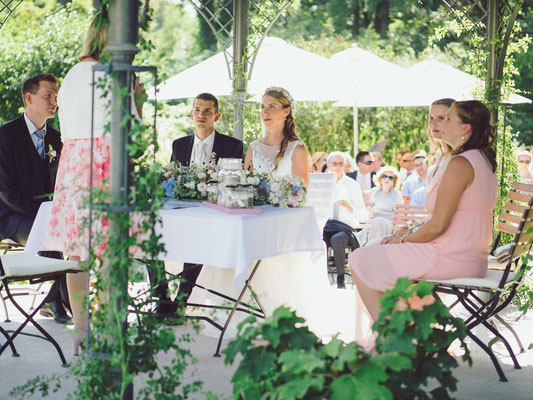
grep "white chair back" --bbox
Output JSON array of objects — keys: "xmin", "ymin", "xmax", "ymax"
[{"xmin": 306, "ymin": 172, "xmax": 337, "ymax": 232}]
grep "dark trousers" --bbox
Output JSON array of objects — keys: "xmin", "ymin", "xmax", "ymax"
[
  {"xmin": 148, "ymin": 262, "xmax": 202, "ymax": 305},
  {"xmin": 330, "ymin": 231, "xmax": 350, "ymax": 278},
  {"xmin": 8, "ymin": 214, "xmax": 70, "ymax": 311}
]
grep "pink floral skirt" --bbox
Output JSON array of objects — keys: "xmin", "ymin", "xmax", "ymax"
[{"xmin": 44, "ymin": 137, "xmax": 110, "ymax": 260}]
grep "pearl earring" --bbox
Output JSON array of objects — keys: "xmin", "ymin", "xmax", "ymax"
[{"xmin": 461, "ymin": 135, "xmax": 465, "ymax": 140}]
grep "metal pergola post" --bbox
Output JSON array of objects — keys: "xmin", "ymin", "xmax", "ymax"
[
  {"xmin": 232, "ymin": 0, "xmax": 249, "ymax": 141},
  {"xmin": 486, "ymin": 0, "xmax": 499, "ymax": 125},
  {"xmin": 106, "ymin": 0, "xmax": 138, "ymax": 398}
]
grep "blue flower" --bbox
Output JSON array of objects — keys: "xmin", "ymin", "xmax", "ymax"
[{"xmin": 162, "ymin": 177, "xmax": 176, "ymax": 198}]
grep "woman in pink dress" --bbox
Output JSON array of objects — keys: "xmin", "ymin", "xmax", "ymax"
[{"xmin": 349, "ymin": 100, "xmax": 498, "ymax": 327}]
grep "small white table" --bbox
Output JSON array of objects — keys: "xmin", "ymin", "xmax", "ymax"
[{"xmin": 27, "ymin": 201, "xmax": 324, "ymax": 354}]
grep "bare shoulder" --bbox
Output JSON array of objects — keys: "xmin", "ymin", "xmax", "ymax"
[{"xmin": 447, "ymin": 155, "xmax": 474, "ymax": 173}]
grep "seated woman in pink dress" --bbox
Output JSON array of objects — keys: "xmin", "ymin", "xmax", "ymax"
[{"xmin": 348, "ymin": 100, "xmax": 498, "ymax": 328}]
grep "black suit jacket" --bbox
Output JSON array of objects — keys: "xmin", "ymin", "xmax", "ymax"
[
  {"xmin": 170, "ymin": 131, "xmax": 243, "ymax": 165},
  {"xmin": 346, "ymin": 170, "xmax": 376, "ymax": 189},
  {"xmin": 0, "ymin": 114, "xmax": 62, "ymax": 239}
]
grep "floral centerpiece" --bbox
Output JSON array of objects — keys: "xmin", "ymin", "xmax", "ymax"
[
  {"xmin": 161, "ymin": 160, "xmax": 307, "ymax": 208},
  {"xmin": 161, "ymin": 158, "xmax": 217, "ymax": 201},
  {"xmin": 269, "ymin": 175, "xmax": 307, "ymax": 208},
  {"xmin": 244, "ymin": 170, "xmax": 271, "ymax": 205}
]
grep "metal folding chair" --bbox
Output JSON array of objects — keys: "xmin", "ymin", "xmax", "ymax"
[
  {"xmin": 0, "ymin": 240, "xmax": 44, "ymax": 323},
  {"xmin": 426, "ymin": 189, "xmax": 533, "ymax": 382},
  {"xmin": 0, "ymin": 253, "xmax": 80, "ymax": 365}
]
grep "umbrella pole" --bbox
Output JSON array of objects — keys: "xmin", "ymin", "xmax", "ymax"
[{"xmin": 353, "ymin": 102, "xmax": 359, "ymax": 157}]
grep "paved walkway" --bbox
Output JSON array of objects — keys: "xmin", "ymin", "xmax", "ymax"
[{"xmin": 1, "ymin": 284, "xmax": 533, "ymax": 399}]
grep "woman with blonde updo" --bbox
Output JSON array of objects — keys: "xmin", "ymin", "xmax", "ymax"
[
  {"xmin": 244, "ymin": 87, "xmax": 309, "ymax": 186},
  {"xmin": 310, "ymin": 151, "xmax": 328, "ymax": 172}
]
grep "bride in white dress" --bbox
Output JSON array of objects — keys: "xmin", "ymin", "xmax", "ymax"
[{"xmin": 188, "ymin": 87, "xmax": 370, "ymax": 342}]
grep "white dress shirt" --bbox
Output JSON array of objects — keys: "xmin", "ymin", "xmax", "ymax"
[
  {"xmin": 191, "ymin": 130, "xmax": 216, "ymax": 165},
  {"xmin": 24, "ymin": 112, "xmax": 46, "ymax": 151},
  {"xmin": 330, "ymin": 174, "xmax": 369, "ymax": 229},
  {"xmin": 355, "ymin": 171, "xmax": 371, "ymax": 191}
]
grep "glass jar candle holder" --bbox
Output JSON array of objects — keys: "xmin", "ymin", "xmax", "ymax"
[{"xmin": 207, "ymin": 180, "xmax": 218, "ymax": 203}]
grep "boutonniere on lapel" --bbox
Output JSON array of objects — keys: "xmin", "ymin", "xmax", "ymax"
[
  {"xmin": 210, "ymin": 152, "xmax": 217, "ymax": 161},
  {"xmin": 46, "ymin": 144, "xmax": 57, "ymax": 164}
]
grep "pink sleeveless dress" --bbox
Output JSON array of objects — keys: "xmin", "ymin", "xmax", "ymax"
[{"xmin": 348, "ymin": 149, "xmax": 497, "ymax": 292}]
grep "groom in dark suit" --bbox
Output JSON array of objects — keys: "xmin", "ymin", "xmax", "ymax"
[
  {"xmin": 0, "ymin": 73, "xmax": 70, "ymax": 324},
  {"xmin": 153, "ymin": 93, "xmax": 243, "ymax": 317},
  {"xmin": 171, "ymin": 93, "xmax": 243, "ymax": 165}
]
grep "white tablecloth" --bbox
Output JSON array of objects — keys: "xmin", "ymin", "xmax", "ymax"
[{"xmin": 26, "ymin": 201, "xmax": 324, "ymax": 288}]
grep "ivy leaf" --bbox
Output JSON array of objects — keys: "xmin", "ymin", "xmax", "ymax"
[
  {"xmin": 278, "ymin": 350, "xmax": 326, "ymax": 373},
  {"xmin": 330, "ymin": 376, "xmax": 358, "ymax": 400},
  {"xmin": 270, "ymin": 376, "xmax": 325, "ymax": 400}
]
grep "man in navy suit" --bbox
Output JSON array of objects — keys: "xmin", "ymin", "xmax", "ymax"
[
  {"xmin": 154, "ymin": 93, "xmax": 243, "ymax": 317},
  {"xmin": 0, "ymin": 73, "xmax": 70, "ymax": 324}
]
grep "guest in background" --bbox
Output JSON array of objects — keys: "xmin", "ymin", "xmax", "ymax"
[
  {"xmin": 310, "ymin": 151, "xmax": 328, "ymax": 173},
  {"xmin": 401, "ymin": 151, "xmax": 428, "ymax": 199},
  {"xmin": 344, "ymin": 153, "xmax": 356, "ymax": 174},
  {"xmin": 366, "ymin": 166, "xmax": 403, "ymax": 242},
  {"xmin": 43, "ymin": 12, "xmax": 146, "ymax": 354},
  {"xmin": 396, "ymin": 148, "xmax": 409, "ymax": 169},
  {"xmin": 371, "ymin": 151, "xmax": 383, "ymax": 172},
  {"xmin": 347, "ymin": 151, "xmax": 376, "ymax": 194},
  {"xmin": 398, "ymin": 151, "xmax": 415, "ymax": 184},
  {"xmin": 322, "ymin": 151, "xmax": 368, "ymax": 289},
  {"xmin": 0, "ymin": 73, "xmax": 70, "ymax": 324},
  {"xmin": 516, "ymin": 149, "xmax": 533, "ymax": 184}
]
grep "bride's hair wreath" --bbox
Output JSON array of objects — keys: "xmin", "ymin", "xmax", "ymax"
[{"xmin": 264, "ymin": 86, "xmax": 295, "ymax": 111}]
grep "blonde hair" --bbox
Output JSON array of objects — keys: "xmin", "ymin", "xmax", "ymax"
[
  {"xmin": 78, "ymin": 12, "xmax": 108, "ymax": 61},
  {"xmin": 428, "ymin": 98, "xmax": 454, "ymax": 154},
  {"xmin": 311, "ymin": 151, "xmax": 328, "ymax": 171}
]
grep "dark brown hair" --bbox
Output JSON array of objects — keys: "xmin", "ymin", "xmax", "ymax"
[
  {"xmin": 452, "ymin": 100, "xmax": 497, "ymax": 173},
  {"xmin": 21, "ymin": 74, "xmax": 58, "ymax": 106},
  {"xmin": 194, "ymin": 93, "xmax": 219, "ymax": 113},
  {"xmin": 263, "ymin": 89, "xmax": 303, "ymax": 171}
]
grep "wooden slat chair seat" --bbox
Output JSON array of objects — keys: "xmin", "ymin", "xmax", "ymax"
[
  {"xmin": 0, "ymin": 253, "xmax": 81, "ymax": 365},
  {"xmin": 391, "ymin": 203, "xmax": 429, "ymax": 232},
  {"xmin": 426, "ymin": 183, "xmax": 533, "ymax": 382}
]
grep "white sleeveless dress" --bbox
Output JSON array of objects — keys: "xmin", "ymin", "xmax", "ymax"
[{"xmin": 188, "ymin": 139, "xmax": 370, "ymax": 342}]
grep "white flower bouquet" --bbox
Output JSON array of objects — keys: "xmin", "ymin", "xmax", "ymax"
[
  {"xmin": 268, "ymin": 175, "xmax": 307, "ymax": 208},
  {"xmin": 161, "ymin": 157, "xmax": 218, "ymax": 200}
]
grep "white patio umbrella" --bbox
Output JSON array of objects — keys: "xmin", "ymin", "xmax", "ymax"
[
  {"xmin": 404, "ymin": 59, "xmax": 532, "ymax": 106},
  {"xmin": 330, "ymin": 44, "xmax": 421, "ymax": 154},
  {"xmin": 150, "ymin": 36, "xmax": 340, "ymax": 102}
]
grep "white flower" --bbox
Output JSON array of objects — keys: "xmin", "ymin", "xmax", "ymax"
[
  {"xmin": 197, "ymin": 182, "xmax": 207, "ymax": 192},
  {"xmin": 197, "ymin": 172, "xmax": 206, "ymax": 179},
  {"xmin": 185, "ymin": 181, "xmax": 196, "ymax": 189},
  {"xmin": 46, "ymin": 145, "xmax": 57, "ymax": 163},
  {"xmin": 271, "ymin": 181, "xmax": 281, "ymax": 193}
]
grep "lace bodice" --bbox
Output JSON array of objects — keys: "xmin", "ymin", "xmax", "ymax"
[{"xmin": 249, "ymin": 139, "xmax": 304, "ymax": 178}]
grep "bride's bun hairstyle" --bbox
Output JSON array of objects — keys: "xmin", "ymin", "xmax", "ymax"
[
  {"xmin": 263, "ymin": 86, "xmax": 303, "ymax": 171},
  {"xmin": 451, "ymin": 100, "xmax": 497, "ymax": 173}
]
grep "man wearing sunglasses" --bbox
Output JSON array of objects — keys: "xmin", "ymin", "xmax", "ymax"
[
  {"xmin": 347, "ymin": 151, "xmax": 376, "ymax": 196},
  {"xmin": 401, "ymin": 151, "xmax": 429, "ymax": 199}
]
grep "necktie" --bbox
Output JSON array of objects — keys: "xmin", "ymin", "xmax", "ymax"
[
  {"xmin": 199, "ymin": 142, "xmax": 209, "ymax": 164},
  {"xmin": 34, "ymin": 130, "xmax": 45, "ymax": 160}
]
